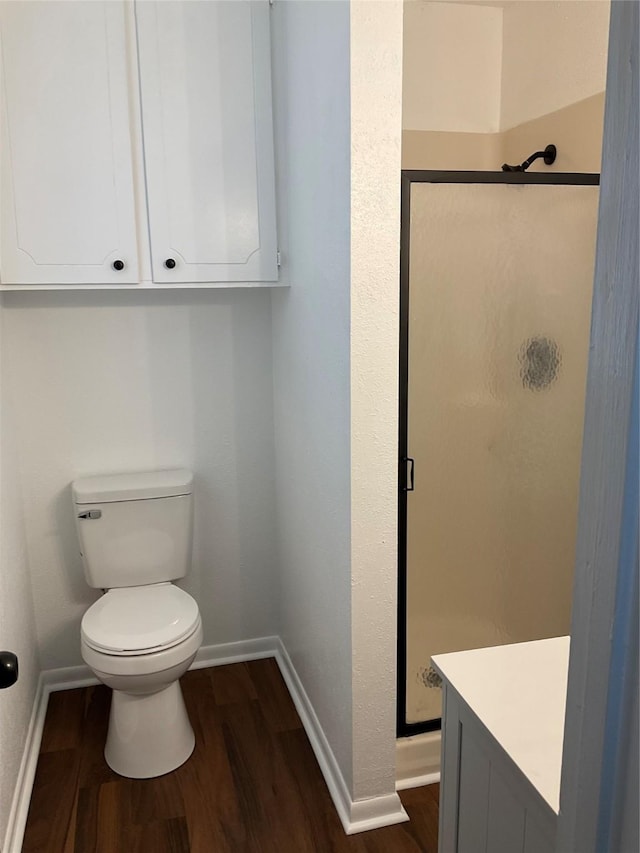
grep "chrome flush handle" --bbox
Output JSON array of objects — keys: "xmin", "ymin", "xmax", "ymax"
[{"xmin": 77, "ymin": 509, "xmax": 102, "ymax": 520}]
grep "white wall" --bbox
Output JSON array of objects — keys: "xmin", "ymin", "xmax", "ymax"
[
  {"xmin": 501, "ymin": 0, "xmax": 610, "ymax": 129},
  {"xmin": 351, "ymin": 0, "xmax": 404, "ymax": 799},
  {"xmin": 1, "ymin": 290, "xmax": 278, "ymax": 670},
  {"xmin": 403, "ymin": 1, "xmax": 503, "ymax": 132},
  {"xmin": 403, "ymin": 0, "xmax": 610, "ymax": 134},
  {"xmin": 271, "ymin": 0, "xmax": 405, "ymax": 808},
  {"xmin": 0, "ymin": 318, "xmax": 39, "ymax": 846},
  {"xmin": 270, "ymin": 0, "xmax": 353, "ymax": 790}
]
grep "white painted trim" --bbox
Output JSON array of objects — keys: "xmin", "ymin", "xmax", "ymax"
[
  {"xmin": 397, "ymin": 772, "xmax": 441, "ymax": 792},
  {"xmin": 0, "ymin": 282, "xmax": 289, "ymax": 292},
  {"xmin": 348, "ymin": 794, "xmax": 409, "ymax": 832},
  {"xmin": 274, "ymin": 638, "xmax": 408, "ymax": 834},
  {"xmin": 2, "ymin": 676, "xmax": 49, "ymax": 853},
  {"xmin": 42, "ymin": 665, "xmax": 97, "ymax": 693},
  {"xmin": 273, "ymin": 639, "xmax": 353, "ymax": 830},
  {"xmin": 39, "ymin": 636, "xmax": 282, "ymax": 694},
  {"xmin": 396, "ymin": 731, "xmax": 442, "ymax": 791},
  {"xmin": 191, "ymin": 636, "xmax": 279, "ymax": 670},
  {"xmin": 556, "ymin": 3, "xmax": 639, "ymax": 851}
]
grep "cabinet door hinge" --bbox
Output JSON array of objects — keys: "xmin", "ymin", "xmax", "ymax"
[{"xmin": 276, "ymin": 250, "xmax": 282, "ymax": 268}]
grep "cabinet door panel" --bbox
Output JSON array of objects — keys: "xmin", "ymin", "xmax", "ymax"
[
  {"xmin": 0, "ymin": 1, "xmax": 138, "ymax": 284},
  {"xmin": 136, "ymin": 0, "xmax": 277, "ymax": 283},
  {"xmin": 457, "ymin": 725, "xmax": 491, "ymax": 852}
]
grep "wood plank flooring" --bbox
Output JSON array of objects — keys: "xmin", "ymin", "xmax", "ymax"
[{"xmin": 23, "ymin": 659, "xmax": 440, "ymax": 852}]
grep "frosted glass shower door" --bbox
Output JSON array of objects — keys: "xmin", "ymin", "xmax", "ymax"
[{"xmin": 404, "ymin": 179, "xmax": 599, "ymax": 726}]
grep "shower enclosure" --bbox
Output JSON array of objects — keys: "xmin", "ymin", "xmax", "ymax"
[{"xmin": 398, "ymin": 170, "xmax": 600, "ymax": 734}]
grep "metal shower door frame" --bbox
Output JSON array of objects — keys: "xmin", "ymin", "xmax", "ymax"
[{"xmin": 397, "ymin": 169, "xmax": 600, "ymax": 738}]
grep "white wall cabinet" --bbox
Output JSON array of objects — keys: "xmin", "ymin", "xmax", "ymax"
[
  {"xmin": 136, "ymin": 1, "xmax": 277, "ymax": 283},
  {"xmin": 0, "ymin": 0, "xmax": 278, "ymax": 288},
  {"xmin": 0, "ymin": 1, "xmax": 139, "ymax": 285}
]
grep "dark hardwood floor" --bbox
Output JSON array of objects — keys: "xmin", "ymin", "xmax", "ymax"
[{"xmin": 23, "ymin": 659, "xmax": 439, "ymax": 852}]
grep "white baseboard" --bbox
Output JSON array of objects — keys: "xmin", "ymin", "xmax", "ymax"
[
  {"xmin": 348, "ymin": 793, "xmax": 410, "ymax": 833},
  {"xmin": 274, "ymin": 639, "xmax": 408, "ymax": 834},
  {"xmin": 42, "ymin": 664, "xmax": 97, "ymax": 692},
  {"xmin": 4, "ymin": 634, "xmax": 407, "ymax": 850},
  {"xmin": 396, "ymin": 730, "xmax": 442, "ymax": 791},
  {"xmin": 191, "ymin": 635, "xmax": 279, "ymax": 670},
  {"xmin": 2, "ymin": 676, "xmax": 49, "ymax": 853},
  {"xmin": 38, "ymin": 635, "xmax": 283, "ymax": 694}
]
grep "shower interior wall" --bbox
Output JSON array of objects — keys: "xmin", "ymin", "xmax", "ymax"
[{"xmin": 402, "ymin": 0, "xmax": 610, "ymax": 171}]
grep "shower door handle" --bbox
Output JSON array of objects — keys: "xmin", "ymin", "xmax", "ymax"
[{"xmin": 402, "ymin": 457, "xmax": 415, "ymax": 492}]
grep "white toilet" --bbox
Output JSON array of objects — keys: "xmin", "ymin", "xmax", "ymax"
[{"xmin": 72, "ymin": 468, "xmax": 202, "ymax": 779}]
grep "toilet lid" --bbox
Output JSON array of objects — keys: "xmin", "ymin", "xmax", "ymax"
[{"xmin": 82, "ymin": 584, "xmax": 200, "ymax": 655}]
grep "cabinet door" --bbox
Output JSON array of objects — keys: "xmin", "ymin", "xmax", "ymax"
[
  {"xmin": 0, "ymin": 1, "xmax": 138, "ymax": 284},
  {"xmin": 136, "ymin": 0, "xmax": 278, "ymax": 284},
  {"xmin": 439, "ymin": 686, "xmax": 557, "ymax": 853}
]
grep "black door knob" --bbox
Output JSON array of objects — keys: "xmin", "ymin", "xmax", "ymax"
[
  {"xmin": 0, "ymin": 651, "xmax": 18, "ymax": 689},
  {"xmin": 112, "ymin": 259, "xmax": 125, "ymax": 271},
  {"xmin": 164, "ymin": 258, "xmax": 176, "ymax": 269}
]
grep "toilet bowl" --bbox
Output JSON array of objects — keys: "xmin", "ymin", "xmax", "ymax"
[
  {"xmin": 81, "ymin": 583, "xmax": 202, "ymax": 778},
  {"xmin": 72, "ymin": 469, "xmax": 201, "ymax": 779}
]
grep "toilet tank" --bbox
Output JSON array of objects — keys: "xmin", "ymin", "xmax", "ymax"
[{"xmin": 72, "ymin": 469, "xmax": 194, "ymax": 589}]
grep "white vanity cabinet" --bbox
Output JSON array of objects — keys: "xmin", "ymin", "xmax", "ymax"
[
  {"xmin": 0, "ymin": 0, "xmax": 278, "ymax": 288},
  {"xmin": 432, "ymin": 637, "xmax": 569, "ymax": 853}
]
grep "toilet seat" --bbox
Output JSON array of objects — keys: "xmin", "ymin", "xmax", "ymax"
[{"xmin": 82, "ymin": 583, "xmax": 200, "ymax": 655}]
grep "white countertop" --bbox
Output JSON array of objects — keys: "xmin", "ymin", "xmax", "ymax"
[{"xmin": 432, "ymin": 635, "xmax": 570, "ymax": 814}]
